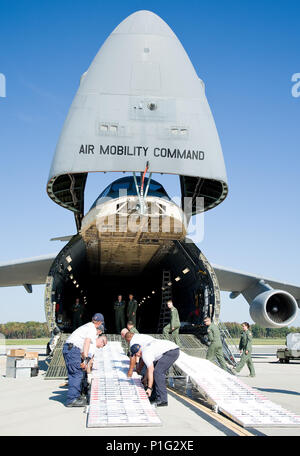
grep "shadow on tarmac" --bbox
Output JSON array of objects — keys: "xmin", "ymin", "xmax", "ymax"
[
  {"xmin": 257, "ymin": 387, "xmax": 300, "ymax": 396},
  {"xmin": 49, "ymin": 389, "xmax": 68, "ymax": 405}
]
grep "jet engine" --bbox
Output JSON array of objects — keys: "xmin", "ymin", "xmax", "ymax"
[
  {"xmin": 237, "ymin": 279, "xmax": 299, "ymax": 328},
  {"xmin": 249, "ymin": 288, "xmax": 298, "ymax": 328}
]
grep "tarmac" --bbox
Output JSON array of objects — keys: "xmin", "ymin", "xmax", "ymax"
[{"xmin": 0, "ymin": 343, "xmax": 299, "ymax": 437}]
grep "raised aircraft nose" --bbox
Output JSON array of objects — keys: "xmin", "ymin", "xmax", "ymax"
[
  {"xmin": 111, "ymin": 10, "xmax": 176, "ymax": 38},
  {"xmin": 48, "ymin": 10, "xmax": 228, "ymax": 220}
]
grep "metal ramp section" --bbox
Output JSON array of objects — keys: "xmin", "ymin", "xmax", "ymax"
[
  {"xmin": 87, "ymin": 342, "xmax": 161, "ymax": 428},
  {"xmin": 175, "ymin": 352, "xmax": 300, "ymax": 428},
  {"xmin": 153, "ymin": 333, "xmax": 207, "ymax": 359},
  {"xmin": 44, "ymin": 333, "xmax": 207, "ymax": 379},
  {"xmin": 44, "ymin": 333, "xmax": 69, "ymax": 379}
]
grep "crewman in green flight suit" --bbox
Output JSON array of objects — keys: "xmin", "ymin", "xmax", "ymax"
[
  {"xmin": 114, "ymin": 294, "xmax": 126, "ymax": 334},
  {"xmin": 233, "ymin": 322, "xmax": 256, "ymax": 377},
  {"xmin": 72, "ymin": 298, "xmax": 83, "ymax": 331},
  {"xmin": 127, "ymin": 320, "xmax": 139, "ymax": 334},
  {"xmin": 127, "ymin": 294, "xmax": 138, "ymax": 327},
  {"xmin": 203, "ymin": 317, "xmax": 229, "ymax": 372},
  {"xmin": 163, "ymin": 300, "xmax": 181, "ymax": 345}
]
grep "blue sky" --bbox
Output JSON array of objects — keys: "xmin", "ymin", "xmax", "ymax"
[{"xmin": 0, "ymin": 0, "xmax": 299, "ymax": 326}]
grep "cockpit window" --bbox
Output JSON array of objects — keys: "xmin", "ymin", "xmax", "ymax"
[
  {"xmin": 99, "ymin": 186, "xmax": 111, "ymax": 198},
  {"xmin": 111, "ymin": 181, "xmax": 131, "ymax": 192},
  {"xmin": 148, "ymin": 182, "xmax": 162, "ymax": 192},
  {"xmin": 90, "ymin": 176, "xmax": 170, "ymax": 209}
]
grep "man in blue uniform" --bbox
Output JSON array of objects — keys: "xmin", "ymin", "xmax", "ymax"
[
  {"xmin": 131, "ymin": 338, "xmax": 180, "ymax": 406},
  {"xmin": 63, "ymin": 313, "xmax": 105, "ymax": 407},
  {"xmin": 125, "ymin": 331, "xmax": 155, "ymax": 378}
]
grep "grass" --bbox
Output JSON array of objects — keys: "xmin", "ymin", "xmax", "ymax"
[
  {"xmin": 2, "ymin": 338, "xmax": 49, "ymax": 345},
  {"xmin": 231, "ymin": 338, "xmax": 285, "ymax": 346},
  {"xmin": 1, "ymin": 337, "xmax": 286, "ymax": 346}
]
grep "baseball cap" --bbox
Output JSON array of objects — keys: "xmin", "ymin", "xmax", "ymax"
[
  {"xmin": 130, "ymin": 344, "xmax": 141, "ymax": 356},
  {"xmin": 92, "ymin": 313, "xmax": 104, "ymax": 322}
]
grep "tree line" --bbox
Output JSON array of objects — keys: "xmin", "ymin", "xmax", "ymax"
[
  {"xmin": 223, "ymin": 322, "xmax": 300, "ymax": 339},
  {"xmin": 0, "ymin": 321, "xmax": 299, "ymax": 339},
  {"xmin": 0, "ymin": 321, "xmax": 50, "ymax": 339}
]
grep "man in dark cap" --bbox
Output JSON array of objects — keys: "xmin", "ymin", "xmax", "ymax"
[
  {"xmin": 125, "ymin": 331, "xmax": 155, "ymax": 378},
  {"xmin": 63, "ymin": 313, "xmax": 105, "ymax": 407},
  {"xmin": 130, "ymin": 338, "xmax": 180, "ymax": 407}
]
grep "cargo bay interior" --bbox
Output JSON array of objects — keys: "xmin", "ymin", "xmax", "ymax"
[
  {"xmin": 46, "ymin": 233, "xmax": 220, "ymax": 337},
  {"xmin": 44, "ymin": 172, "xmax": 222, "ymax": 338}
]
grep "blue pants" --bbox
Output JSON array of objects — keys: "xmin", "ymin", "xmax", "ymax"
[
  {"xmin": 153, "ymin": 348, "xmax": 180, "ymax": 403},
  {"xmin": 62, "ymin": 344, "xmax": 84, "ymax": 404}
]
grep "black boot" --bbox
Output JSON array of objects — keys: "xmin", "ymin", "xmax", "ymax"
[{"xmin": 155, "ymin": 401, "xmax": 168, "ymax": 407}]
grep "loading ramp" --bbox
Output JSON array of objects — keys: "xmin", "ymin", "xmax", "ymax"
[
  {"xmin": 45, "ymin": 333, "xmax": 300, "ymax": 429},
  {"xmin": 175, "ymin": 352, "xmax": 300, "ymax": 428},
  {"xmin": 87, "ymin": 341, "xmax": 161, "ymax": 427}
]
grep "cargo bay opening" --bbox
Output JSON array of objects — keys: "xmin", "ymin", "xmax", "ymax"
[
  {"xmin": 44, "ymin": 234, "xmax": 220, "ymax": 338},
  {"xmin": 44, "ymin": 174, "xmax": 220, "ymax": 339}
]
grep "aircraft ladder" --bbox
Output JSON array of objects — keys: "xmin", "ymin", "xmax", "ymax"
[{"xmin": 157, "ymin": 270, "xmax": 172, "ymax": 333}]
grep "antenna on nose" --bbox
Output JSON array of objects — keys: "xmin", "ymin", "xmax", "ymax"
[{"xmin": 133, "ymin": 161, "xmax": 152, "ymax": 215}]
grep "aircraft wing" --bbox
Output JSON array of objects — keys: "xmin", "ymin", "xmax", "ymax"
[
  {"xmin": 1, "ymin": 253, "xmax": 300, "ymax": 306},
  {"xmin": 212, "ymin": 264, "xmax": 300, "ymax": 304},
  {"xmin": 0, "ymin": 254, "xmax": 57, "ymax": 289}
]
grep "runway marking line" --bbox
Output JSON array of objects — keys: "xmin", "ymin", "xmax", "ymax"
[{"xmin": 167, "ymin": 387, "xmax": 255, "ymax": 437}]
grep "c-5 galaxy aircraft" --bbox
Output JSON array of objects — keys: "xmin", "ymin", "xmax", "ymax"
[{"xmin": 0, "ymin": 11, "xmax": 299, "ymax": 336}]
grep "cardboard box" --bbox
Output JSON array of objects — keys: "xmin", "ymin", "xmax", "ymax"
[
  {"xmin": 6, "ymin": 365, "xmax": 31, "ymax": 378},
  {"xmin": 6, "ymin": 356, "xmax": 37, "ymax": 378},
  {"xmin": 9, "ymin": 349, "xmax": 25, "ymax": 357},
  {"xmin": 25, "ymin": 352, "xmax": 39, "ymax": 360},
  {"xmin": 6, "ymin": 366, "xmax": 16, "ymax": 378},
  {"xmin": 6, "ymin": 356, "xmax": 18, "ymax": 368},
  {"xmin": 16, "ymin": 359, "xmax": 36, "ymax": 368},
  {"xmin": 15, "ymin": 367, "xmax": 31, "ymax": 379}
]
